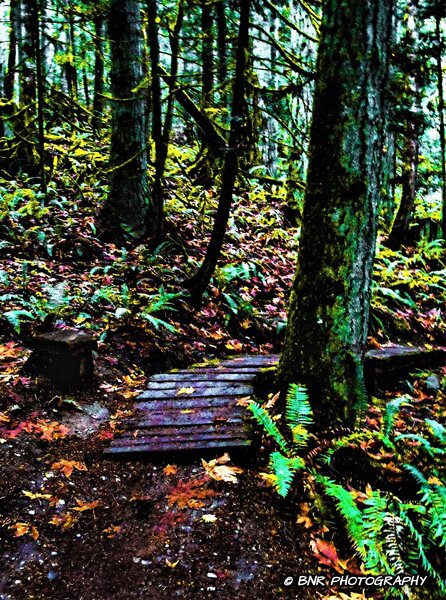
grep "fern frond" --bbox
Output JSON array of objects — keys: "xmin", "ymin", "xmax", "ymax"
[
  {"xmin": 383, "ymin": 396, "xmax": 411, "ymax": 439},
  {"xmin": 403, "ymin": 464, "xmax": 429, "ymax": 487},
  {"xmin": 248, "ymin": 401, "xmax": 289, "ymax": 453},
  {"xmin": 396, "ymin": 434, "xmax": 444, "ymax": 456},
  {"xmin": 316, "ymin": 476, "xmax": 365, "ymax": 552},
  {"xmin": 269, "ymin": 451, "xmax": 305, "ymax": 497},
  {"xmin": 382, "ymin": 513, "xmax": 406, "ymax": 575},
  {"xmin": 286, "ymin": 384, "xmax": 312, "ymax": 428},
  {"xmin": 398, "ymin": 510, "xmax": 446, "ymax": 593},
  {"xmin": 425, "ymin": 419, "xmax": 446, "ymax": 445}
]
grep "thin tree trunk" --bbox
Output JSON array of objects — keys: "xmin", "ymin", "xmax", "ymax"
[
  {"xmin": 20, "ymin": 0, "xmax": 36, "ymax": 116},
  {"xmin": 435, "ymin": 0, "xmax": 446, "ymax": 239},
  {"xmin": 146, "ymin": 0, "xmax": 164, "ymax": 244},
  {"xmin": 185, "ymin": 0, "xmax": 251, "ymax": 303},
  {"xmin": 5, "ymin": 0, "xmax": 19, "ymax": 101},
  {"xmin": 31, "ymin": 0, "xmax": 46, "ymax": 191},
  {"xmin": 216, "ymin": 0, "xmax": 227, "ymax": 107},
  {"xmin": 92, "ymin": 15, "xmax": 105, "ymax": 135},
  {"xmin": 101, "ymin": 0, "xmax": 149, "ymax": 241},
  {"xmin": 387, "ymin": 0, "xmax": 419, "ymax": 249},
  {"xmin": 201, "ymin": 0, "xmax": 214, "ymax": 109},
  {"xmin": 161, "ymin": 0, "xmax": 184, "ymax": 176},
  {"xmin": 278, "ymin": 0, "xmax": 394, "ymax": 425}
]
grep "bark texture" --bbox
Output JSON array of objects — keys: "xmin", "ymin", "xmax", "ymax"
[
  {"xmin": 104, "ymin": 0, "xmax": 148, "ymax": 240},
  {"xmin": 278, "ymin": 0, "xmax": 394, "ymax": 425}
]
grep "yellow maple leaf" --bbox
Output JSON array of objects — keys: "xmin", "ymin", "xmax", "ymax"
[
  {"xmin": 177, "ymin": 387, "xmax": 195, "ymax": 395},
  {"xmin": 51, "ymin": 460, "xmax": 88, "ymax": 478},
  {"xmin": 163, "ymin": 464, "xmax": 178, "ymax": 476}
]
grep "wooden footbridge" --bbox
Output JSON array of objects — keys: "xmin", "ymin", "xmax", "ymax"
[{"xmin": 104, "ymin": 346, "xmax": 446, "ymax": 457}]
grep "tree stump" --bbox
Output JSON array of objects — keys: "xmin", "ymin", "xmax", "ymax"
[{"xmin": 28, "ymin": 330, "xmax": 97, "ymax": 388}]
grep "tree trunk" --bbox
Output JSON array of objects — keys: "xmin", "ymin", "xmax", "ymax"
[
  {"xmin": 215, "ymin": 0, "xmax": 227, "ymax": 107},
  {"xmin": 92, "ymin": 15, "xmax": 105, "ymax": 135},
  {"xmin": 19, "ymin": 0, "xmax": 36, "ymax": 117},
  {"xmin": 185, "ymin": 0, "xmax": 251, "ymax": 303},
  {"xmin": 387, "ymin": 0, "xmax": 420, "ymax": 249},
  {"xmin": 146, "ymin": 0, "xmax": 164, "ymax": 244},
  {"xmin": 435, "ymin": 0, "xmax": 446, "ymax": 239},
  {"xmin": 31, "ymin": 0, "xmax": 46, "ymax": 191},
  {"xmin": 278, "ymin": 0, "xmax": 394, "ymax": 426},
  {"xmin": 201, "ymin": 0, "xmax": 214, "ymax": 109},
  {"xmin": 5, "ymin": 0, "xmax": 19, "ymax": 102},
  {"xmin": 101, "ymin": 0, "xmax": 149, "ymax": 241}
]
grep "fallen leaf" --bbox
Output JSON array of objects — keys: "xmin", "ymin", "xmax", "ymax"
[
  {"xmin": 102, "ymin": 525, "xmax": 121, "ymax": 538},
  {"xmin": 296, "ymin": 502, "xmax": 313, "ymax": 529},
  {"xmin": 177, "ymin": 387, "xmax": 195, "ymax": 395},
  {"xmin": 73, "ymin": 499, "xmax": 101, "ymax": 512},
  {"xmin": 201, "ymin": 514, "xmax": 217, "ymax": 522},
  {"xmin": 50, "ymin": 512, "xmax": 77, "ymax": 530},
  {"xmin": 201, "ymin": 456, "xmax": 243, "ymax": 483},
  {"xmin": 165, "ymin": 559, "xmax": 179, "ymax": 568},
  {"xmin": 236, "ymin": 396, "xmax": 252, "ymax": 407},
  {"xmin": 167, "ymin": 477, "xmax": 218, "ymax": 510},
  {"xmin": 0, "ymin": 412, "xmax": 10, "ymax": 423},
  {"xmin": 163, "ymin": 464, "xmax": 178, "ymax": 476},
  {"xmin": 22, "ymin": 490, "xmax": 53, "ymax": 501},
  {"xmin": 310, "ymin": 538, "xmax": 350, "ymax": 574},
  {"xmin": 51, "ymin": 460, "xmax": 87, "ymax": 478},
  {"xmin": 11, "ymin": 522, "xmax": 30, "ymax": 537}
]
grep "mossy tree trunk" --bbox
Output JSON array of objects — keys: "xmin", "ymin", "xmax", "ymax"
[
  {"xmin": 278, "ymin": 0, "xmax": 394, "ymax": 426},
  {"xmin": 102, "ymin": 0, "xmax": 149, "ymax": 241}
]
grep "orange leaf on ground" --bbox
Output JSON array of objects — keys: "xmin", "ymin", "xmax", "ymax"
[
  {"xmin": 167, "ymin": 477, "xmax": 219, "ymax": 510},
  {"xmin": 51, "ymin": 459, "xmax": 87, "ymax": 478},
  {"xmin": 73, "ymin": 499, "xmax": 101, "ymax": 512},
  {"xmin": 50, "ymin": 513, "xmax": 77, "ymax": 530},
  {"xmin": 163, "ymin": 464, "xmax": 178, "ymax": 476},
  {"xmin": 310, "ymin": 538, "xmax": 350, "ymax": 574}
]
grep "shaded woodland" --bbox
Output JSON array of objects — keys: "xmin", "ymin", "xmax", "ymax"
[{"xmin": 0, "ymin": 0, "xmax": 445, "ymax": 598}]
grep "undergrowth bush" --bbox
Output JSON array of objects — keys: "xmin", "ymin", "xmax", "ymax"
[{"xmin": 249, "ymin": 385, "xmax": 446, "ymax": 597}]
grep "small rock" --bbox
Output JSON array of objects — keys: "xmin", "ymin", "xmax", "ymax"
[{"xmin": 426, "ymin": 374, "xmax": 441, "ymax": 391}]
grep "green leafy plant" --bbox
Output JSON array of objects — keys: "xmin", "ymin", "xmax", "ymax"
[{"xmin": 248, "ymin": 383, "xmax": 310, "ymax": 497}]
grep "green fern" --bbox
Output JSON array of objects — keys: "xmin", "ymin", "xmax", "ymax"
[
  {"xmin": 248, "ymin": 401, "xmax": 289, "ymax": 454},
  {"xmin": 269, "ymin": 451, "xmax": 305, "ymax": 497},
  {"xmin": 383, "ymin": 396, "xmax": 411, "ymax": 439},
  {"xmin": 396, "ymin": 433, "xmax": 445, "ymax": 457},
  {"xmin": 425, "ymin": 419, "xmax": 446, "ymax": 445},
  {"xmin": 248, "ymin": 383, "xmax": 314, "ymax": 497},
  {"xmin": 285, "ymin": 384, "xmax": 312, "ymax": 447}
]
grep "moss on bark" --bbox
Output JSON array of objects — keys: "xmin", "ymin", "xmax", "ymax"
[{"xmin": 278, "ymin": 0, "xmax": 394, "ymax": 426}]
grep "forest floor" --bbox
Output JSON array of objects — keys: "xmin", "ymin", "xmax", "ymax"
[{"xmin": 0, "ymin": 171, "xmax": 445, "ymax": 599}]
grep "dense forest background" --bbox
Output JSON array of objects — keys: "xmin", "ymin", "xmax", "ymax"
[{"xmin": 0, "ymin": 1, "xmax": 446, "ymax": 599}]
